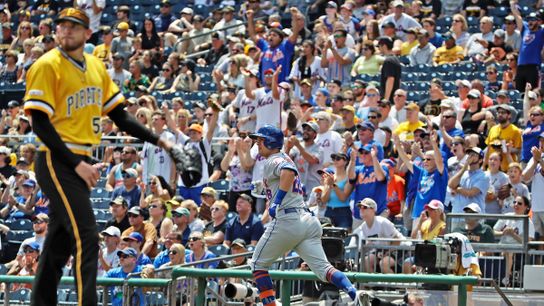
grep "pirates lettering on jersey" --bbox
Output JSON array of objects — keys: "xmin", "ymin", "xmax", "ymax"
[{"xmin": 66, "ymin": 87, "xmax": 103, "ymax": 116}]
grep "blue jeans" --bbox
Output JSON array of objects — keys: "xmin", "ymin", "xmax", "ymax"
[
  {"xmin": 324, "ymin": 206, "xmax": 353, "ymax": 229},
  {"xmin": 178, "ymin": 184, "xmax": 206, "ymax": 205}
]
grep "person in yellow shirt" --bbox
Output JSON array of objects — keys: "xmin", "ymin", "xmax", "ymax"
[
  {"xmin": 484, "ymin": 105, "xmax": 522, "ymax": 171},
  {"xmin": 433, "ymin": 32, "xmax": 464, "ymax": 65},
  {"xmin": 92, "ymin": 26, "xmax": 113, "ymax": 66},
  {"xmin": 393, "ymin": 102, "xmax": 425, "ymax": 141},
  {"xmin": 400, "ymin": 28, "xmax": 419, "ymax": 56}
]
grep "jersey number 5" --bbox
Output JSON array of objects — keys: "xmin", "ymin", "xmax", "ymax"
[{"xmin": 92, "ymin": 117, "xmax": 101, "ymax": 134}]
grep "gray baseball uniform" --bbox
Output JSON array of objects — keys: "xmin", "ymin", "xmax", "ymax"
[{"xmin": 250, "ymin": 152, "xmax": 334, "ymax": 282}]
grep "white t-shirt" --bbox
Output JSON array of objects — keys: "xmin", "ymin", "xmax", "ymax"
[
  {"xmin": 250, "ymin": 144, "xmax": 268, "ymax": 198},
  {"xmin": 530, "ymin": 163, "xmax": 544, "ymax": 212},
  {"xmin": 141, "ymin": 130, "xmax": 176, "ymax": 184},
  {"xmin": 107, "ymin": 68, "xmax": 131, "ymax": 88},
  {"xmin": 76, "ymin": 0, "xmax": 105, "ymax": 33},
  {"xmin": 494, "ymin": 212, "xmax": 535, "ymax": 244},
  {"xmin": 97, "ymin": 247, "xmax": 120, "ymax": 277},
  {"xmin": 232, "ymin": 90, "xmax": 256, "ymax": 133},
  {"xmin": 254, "ymin": 87, "xmax": 282, "ymax": 131},
  {"xmin": 288, "ymin": 56, "xmax": 325, "ymax": 96},
  {"xmin": 316, "ymin": 130, "xmax": 344, "ymax": 165},
  {"xmin": 352, "ymin": 216, "xmax": 404, "ymax": 247}
]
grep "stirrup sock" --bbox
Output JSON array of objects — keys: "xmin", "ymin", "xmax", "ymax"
[{"xmin": 253, "ymin": 270, "xmax": 276, "ymax": 306}]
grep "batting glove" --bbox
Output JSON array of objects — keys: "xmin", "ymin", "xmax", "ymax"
[{"xmin": 269, "ymin": 203, "xmax": 278, "ymax": 219}]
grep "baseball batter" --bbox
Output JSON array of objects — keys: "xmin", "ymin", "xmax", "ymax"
[{"xmin": 249, "ymin": 125, "xmax": 356, "ymax": 305}]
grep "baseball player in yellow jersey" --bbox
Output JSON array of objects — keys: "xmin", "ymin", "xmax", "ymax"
[{"xmin": 23, "ymin": 8, "xmax": 181, "ymax": 306}]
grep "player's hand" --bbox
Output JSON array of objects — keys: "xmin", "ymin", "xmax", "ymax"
[
  {"xmin": 75, "ymin": 161, "xmax": 100, "ymax": 190},
  {"xmin": 269, "ymin": 203, "xmax": 278, "ymax": 218}
]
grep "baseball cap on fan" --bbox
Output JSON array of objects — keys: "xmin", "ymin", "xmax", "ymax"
[{"xmin": 55, "ymin": 8, "xmax": 90, "ymax": 29}]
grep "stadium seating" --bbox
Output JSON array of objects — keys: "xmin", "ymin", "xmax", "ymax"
[
  {"xmin": 6, "ymin": 219, "xmax": 33, "ymax": 231},
  {"xmin": 208, "ymin": 244, "xmax": 229, "ymax": 256}
]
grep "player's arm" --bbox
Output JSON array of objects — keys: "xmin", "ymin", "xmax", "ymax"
[
  {"xmin": 29, "ymin": 110, "xmax": 84, "ymax": 169},
  {"xmin": 107, "ymin": 104, "xmax": 171, "ymax": 150}
]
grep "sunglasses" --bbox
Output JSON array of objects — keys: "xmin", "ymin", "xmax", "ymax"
[
  {"xmin": 122, "ymin": 173, "xmax": 133, "ymax": 179},
  {"xmin": 162, "ymin": 68, "xmax": 171, "ymax": 72},
  {"xmin": 121, "ymin": 150, "xmax": 134, "ymax": 154},
  {"xmin": 32, "ymin": 220, "xmax": 45, "ymax": 224},
  {"xmin": 118, "ymin": 254, "xmax": 130, "ymax": 259},
  {"xmin": 359, "ymin": 150, "xmax": 370, "ymax": 155},
  {"xmin": 24, "ymin": 248, "xmax": 38, "ymax": 253},
  {"xmin": 486, "ymin": 71, "xmax": 496, "ymax": 75},
  {"xmin": 172, "ymin": 213, "xmax": 183, "ymax": 217},
  {"xmin": 514, "ymin": 201, "xmax": 524, "ymax": 206},
  {"xmin": 394, "ymin": 94, "xmax": 405, "ymax": 97},
  {"xmin": 189, "ymin": 237, "xmax": 201, "ymax": 242},
  {"xmin": 334, "ymin": 34, "xmax": 345, "ymax": 38},
  {"xmin": 443, "ymin": 115, "xmax": 455, "ymax": 119},
  {"xmin": 361, "ymin": 47, "xmax": 369, "ymax": 51},
  {"xmin": 452, "ymin": 142, "xmax": 463, "ymax": 146},
  {"xmin": 360, "ymin": 206, "xmax": 370, "ymax": 210},
  {"xmin": 332, "ymin": 156, "xmax": 346, "ymax": 161},
  {"xmin": 452, "ymin": 19, "xmax": 462, "ymax": 23},
  {"xmin": 211, "ymin": 207, "xmax": 221, "ymax": 211},
  {"xmin": 530, "ymin": 113, "xmax": 543, "ymax": 117},
  {"xmin": 423, "ymin": 158, "xmax": 434, "ymax": 161},
  {"xmin": 368, "ymin": 115, "xmax": 377, "ymax": 119},
  {"xmin": 149, "ymin": 181, "xmax": 157, "ymax": 185},
  {"xmin": 367, "ymin": 94, "xmax": 378, "ymax": 97},
  {"xmin": 169, "ymin": 250, "xmax": 178, "ymax": 255}
]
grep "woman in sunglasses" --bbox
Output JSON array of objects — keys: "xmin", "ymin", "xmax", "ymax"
[
  {"xmin": 148, "ymin": 198, "xmax": 173, "ymax": 245},
  {"xmin": 320, "ymin": 153, "xmax": 354, "ymax": 229},
  {"xmin": 157, "ymin": 243, "xmax": 186, "ymax": 274},
  {"xmin": 494, "ymin": 195, "xmax": 534, "ymax": 287},
  {"xmin": 185, "ymin": 232, "xmax": 218, "ymax": 269}
]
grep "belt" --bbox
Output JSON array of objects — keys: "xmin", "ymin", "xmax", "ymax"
[
  {"xmin": 282, "ymin": 207, "xmax": 312, "ymax": 214},
  {"xmin": 39, "ymin": 142, "xmax": 93, "ymax": 157},
  {"xmin": 327, "ymin": 206, "xmax": 350, "ymax": 211}
]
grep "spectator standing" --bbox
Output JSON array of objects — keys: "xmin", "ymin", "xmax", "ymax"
[
  {"xmin": 105, "ymin": 146, "xmax": 141, "ymax": 191},
  {"xmin": 221, "ymin": 137, "xmax": 253, "ymax": 211},
  {"xmin": 75, "ymin": 0, "xmax": 104, "ymax": 44},
  {"xmin": 378, "ymin": 36, "xmax": 401, "ymax": 103},
  {"xmin": 321, "ymin": 28, "xmax": 357, "ymax": 85},
  {"xmin": 315, "ymin": 112, "xmax": 344, "ymax": 167},
  {"xmin": 394, "ymin": 131, "xmax": 447, "ymax": 228},
  {"xmin": 521, "ymin": 105, "xmax": 544, "ymax": 164},
  {"xmin": 110, "ymin": 22, "xmax": 132, "ymax": 68},
  {"xmin": 320, "ymin": 153, "xmax": 353, "ymax": 229},
  {"xmin": 448, "ymin": 147, "xmax": 489, "ymax": 214},
  {"xmin": 379, "ymin": 0, "xmax": 422, "ymax": 40},
  {"xmin": 286, "ymin": 122, "xmax": 324, "ymax": 193},
  {"xmin": 485, "ymin": 152, "xmax": 509, "ymax": 218},
  {"xmin": 289, "ymin": 40, "xmax": 325, "ymax": 96},
  {"xmin": 504, "ymin": 15, "xmax": 521, "ymax": 52},
  {"xmin": 510, "ymin": 4, "xmax": 544, "ymax": 91},
  {"xmin": 246, "ymin": 7, "xmax": 303, "ymax": 83},
  {"xmin": 348, "ymin": 144, "xmax": 389, "ymax": 228},
  {"xmin": 522, "ymin": 142, "xmax": 544, "ymax": 238},
  {"xmin": 485, "ymin": 105, "xmax": 522, "ymax": 172}
]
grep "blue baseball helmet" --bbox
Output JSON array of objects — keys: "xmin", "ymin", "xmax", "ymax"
[{"xmin": 249, "ymin": 125, "xmax": 284, "ymax": 149}]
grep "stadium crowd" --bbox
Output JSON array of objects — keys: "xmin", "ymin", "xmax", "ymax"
[{"xmin": 0, "ymin": 0, "xmax": 543, "ymax": 303}]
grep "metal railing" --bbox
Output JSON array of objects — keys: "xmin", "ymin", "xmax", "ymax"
[
  {"xmin": 172, "ymin": 267, "xmax": 478, "ymax": 306},
  {"xmin": 0, "ymin": 275, "xmax": 171, "ymax": 306}
]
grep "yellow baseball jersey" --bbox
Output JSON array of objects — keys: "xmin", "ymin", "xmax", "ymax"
[
  {"xmin": 92, "ymin": 43, "xmax": 111, "ymax": 64},
  {"xmin": 24, "ymin": 48, "xmax": 124, "ymax": 156}
]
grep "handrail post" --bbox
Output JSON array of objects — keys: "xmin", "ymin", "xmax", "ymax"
[
  {"xmin": 280, "ymin": 279, "xmax": 292, "ymax": 306},
  {"xmin": 102, "ymin": 285, "xmax": 109, "ymax": 306},
  {"xmin": 458, "ymin": 284, "xmax": 467, "ymax": 306},
  {"xmin": 195, "ymin": 277, "xmax": 207, "ymax": 306},
  {"xmin": 3, "ymin": 282, "xmax": 9, "ymax": 306}
]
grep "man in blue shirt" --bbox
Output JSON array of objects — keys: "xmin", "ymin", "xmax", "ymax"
[
  {"xmin": 122, "ymin": 232, "xmax": 152, "ymax": 266},
  {"xmin": 394, "ymin": 131, "xmax": 447, "ymax": 228},
  {"xmin": 153, "ymin": 0, "xmax": 177, "ymax": 33},
  {"xmin": 510, "ymin": 4, "xmax": 544, "ymax": 91},
  {"xmin": 110, "ymin": 168, "xmax": 141, "ymax": 207},
  {"xmin": 224, "ymin": 194, "xmax": 264, "ymax": 246},
  {"xmin": 351, "ymin": 121, "xmax": 384, "ymax": 163},
  {"xmin": 448, "ymin": 147, "xmax": 490, "ymax": 214},
  {"xmin": 153, "ymin": 231, "xmax": 182, "ymax": 268},
  {"xmin": 106, "ymin": 248, "xmax": 144, "ymax": 306},
  {"xmin": 246, "ymin": 7, "xmax": 304, "ymax": 83},
  {"xmin": 348, "ymin": 144, "xmax": 389, "ymax": 225}
]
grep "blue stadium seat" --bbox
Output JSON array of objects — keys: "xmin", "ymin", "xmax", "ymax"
[
  {"xmin": 195, "ymin": 66, "xmax": 213, "ymax": 74},
  {"xmin": 93, "ymin": 198, "xmax": 111, "ymax": 210},
  {"xmin": 226, "ymin": 212, "xmax": 237, "ymax": 222},
  {"xmin": 146, "ymin": 292, "xmax": 167, "ymax": 305},
  {"xmin": 208, "ymin": 244, "xmax": 229, "ymax": 256},
  {"xmin": 91, "ymin": 188, "xmax": 111, "ymax": 198},
  {"xmin": 511, "ymin": 99, "xmax": 523, "ymax": 112},
  {"xmin": 246, "ymin": 245, "xmax": 255, "ymax": 252},
  {"xmin": 0, "ymin": 264, "xmax": 8, "ymax": 275},
  {"xmin": 7, "ymin": 230, "xmax": 34, "ymax": 243},
  {"xmin": 209, "ymin": 179, "xmax": 229, "ymax": 191},
  {"xmin": 200, "ymin": 82, "xmax": 216, "ymax": 91},
  {"xmin": 488, "ymin": 6, "xmax": 509, "ymax": 17},
  {"xmin": 9, "ymin": 289, "xmax": 31, "ymax": 304},
  {"xmin": 508, "ymin": 90, "xmax": 521, "ymax": 101},
  {"xmin": 7, "ymin": 219, "xmax": 33, "ymax": 231}
]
